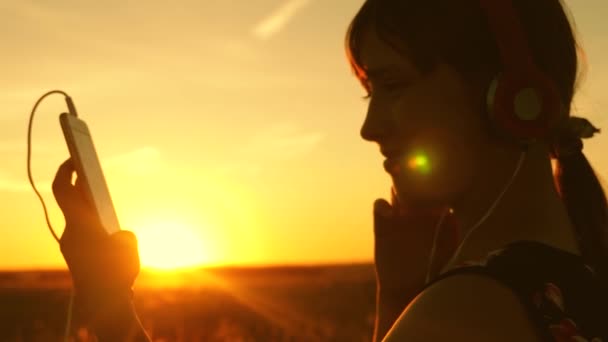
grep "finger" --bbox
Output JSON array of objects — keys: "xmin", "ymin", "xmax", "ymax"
[
  {"xmin": 432, "ymin": 212, "xmax": 462, "ymax": 271},
  {"xmin": 111, "ymin": 230, "xmax": 138, "ymax": 249},
  {"xmin": 390, "ymin": 187, "xmax": 408, "ymax": 216},
  {"xmin": 52, "ymin": 159, "xmax": 74, "ymax": 193},
  {"xmin": 374, "ymin": 198, "xmax": 397, "ymax": 237},
  {"xmin": 73, "ymin": 176, "xmax": 91, "ymax": 203},
  {"xmin": 110, "ymin": 230, "xmax": 139, "ymax": 266},
  {"xmin": 374, "ymin": 198, "xmax": 393, "ymax": 218},
  {"xmin": 436, "ymin": 211, "xmax": 461, "ymax": 251},
  {"xmin": 52, "ymin": 159, "xmax": 76, "ymax": 210},
  {"xmin": 110, "ymin": 230, "xmax": 141, "ymax": 286},
  {"xmin": 390, "ymin": 187, "xmax": 398, "ymax": 206}
]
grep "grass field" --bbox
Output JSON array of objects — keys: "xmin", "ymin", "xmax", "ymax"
[{"xmin": 0, "ymin": 264, "xmax": 376, "ymax": 341}]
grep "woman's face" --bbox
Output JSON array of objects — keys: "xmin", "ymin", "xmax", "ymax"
[{"xmin": 358, "ymin": 27, "xmax": 491, "ymax": 208}]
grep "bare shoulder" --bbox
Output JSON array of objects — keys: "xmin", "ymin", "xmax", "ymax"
[{"xmin": 382, "ymin": 273, "xmax": 544, "ymax": 342}]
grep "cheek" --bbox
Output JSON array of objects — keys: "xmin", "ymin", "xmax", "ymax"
[
  {"xmin": 404, "ymin": 127, "xmax": 480, "ymax": 203},
  {"xmin": 390, "ymin": 88, "xmax": 485, "ymax": 203},
  {"xmin": 431, "ymin": 128, "xmax": 480, "ymax": 199}
]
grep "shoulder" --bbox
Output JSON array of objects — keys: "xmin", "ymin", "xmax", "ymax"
[{"xmin": 382, "ymin": 273, "xmax": 545, "ymax": 342}]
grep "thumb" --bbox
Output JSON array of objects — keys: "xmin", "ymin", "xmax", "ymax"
[
  {"xmin": 109, "ymin": 230, "xmax": 141, "ymax": 288},
  {"xmin": 374, "ymin": 198, "xmax": 393, "ymax": 218},
  {"xmin": 111, "ymin": 230, "xmax": 138, "ymax": 248}
]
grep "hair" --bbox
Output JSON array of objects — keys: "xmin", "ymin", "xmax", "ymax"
[{"xmin": 346, "ymin": 0, "xmax": 608, "ymax": 285}]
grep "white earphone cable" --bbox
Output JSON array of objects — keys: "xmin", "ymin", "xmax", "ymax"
[
  {"xmin": 425, "ymin": 149, "xmax": 528, "ymax": 282},
  {"xmin": 27, "ymin": 90, "xmax": 76, "ymax": 342},
  {"xmin": 425, "ymin": 207, "xmax": 452, "ymax": 284}
]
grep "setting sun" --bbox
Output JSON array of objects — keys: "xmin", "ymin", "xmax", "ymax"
[{"xmin": 134, "ymin": 219, "xmax": 211, "ymax": 271}]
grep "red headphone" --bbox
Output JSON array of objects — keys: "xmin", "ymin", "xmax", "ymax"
[{"xmin": 480, "ymin": 0, "xmax": 562, "ymax": 145}]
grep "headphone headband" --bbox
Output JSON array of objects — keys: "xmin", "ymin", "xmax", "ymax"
[
  {"xmin": 478, "ymin": 0, "xmax": 535, "ymax": 71},
  {"xmin": 479, "ymin": 0, "xmax": 562, "ymax": 143}
]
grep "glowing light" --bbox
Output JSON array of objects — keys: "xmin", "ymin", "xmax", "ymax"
[
  {"xmin": 407, "ymin": 153, "xmax": 431, "ymax": 175},
  {"xmin": 134, "ymin": 219, "xmax": 211, "ymax": 271}
]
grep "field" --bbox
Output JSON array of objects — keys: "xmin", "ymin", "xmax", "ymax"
[{"xmin": 0, "ymin": 264, "xmax": 376, "ymax": 342}]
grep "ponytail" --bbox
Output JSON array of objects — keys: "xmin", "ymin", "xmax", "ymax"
[{"xmin": 555, "ymin": 151, "xmax": 608, "ymax": 287}]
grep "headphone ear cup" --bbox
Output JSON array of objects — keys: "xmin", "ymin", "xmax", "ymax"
[
  {"xmin": 486, "ymin": 75, "xmax": 520, "ymax": 143},
  {"xmin": 486, "ymin": 72, "xmax": 561, "ymax": 145},
  {"xmin": 486, "ymin": 76, "xmax": 500, "ymax": 123}
]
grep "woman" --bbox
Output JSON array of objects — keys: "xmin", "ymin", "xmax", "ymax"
[
  {"xmin": 346, "ymin": 0, "xmax": 607, "ymax": 341},
  {"xmin": 53, "ymin": 0, "xmax": 607, "ymax": 341}
]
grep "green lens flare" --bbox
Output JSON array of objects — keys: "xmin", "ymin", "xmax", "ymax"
[{"xmin": 407, "ymin": 153, "xmax": 431, "ymax": 175}]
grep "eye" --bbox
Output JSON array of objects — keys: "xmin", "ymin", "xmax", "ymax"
[
  {"xmin": 378, "ymin": 80, "xmax": 411, "ymax": 93},
  {"xmin": 366, "ymin": 77, "xmax": 413, "ymax": 99},
  {"xmin": 359, "ymin": 76, "xmax": 412, "ymax": 101},
  {"xmin": 361, "ymin": 80, "xmax": 372, "ymax": 101}
]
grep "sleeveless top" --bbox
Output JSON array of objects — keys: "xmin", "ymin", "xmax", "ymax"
[{"xmin": 423, "ymin": 240, "xmax": 607, "ymax": 341}]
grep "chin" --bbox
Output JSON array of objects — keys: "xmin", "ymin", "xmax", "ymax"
[
  {"xmin": 393, "ymin": 178, "xmax": 465, "ymax": 209},
  {"xmin": 389, "ymin": 152, "xmax": 476, "ymax": 208},
  {"xmin": 393, "ymin": 187, "xmax": 447, "ymax": 209}
]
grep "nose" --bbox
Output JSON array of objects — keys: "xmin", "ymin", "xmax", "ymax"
[{"xmin": 360, "ymin": 102, "xmax": 393, "ymax": 142}]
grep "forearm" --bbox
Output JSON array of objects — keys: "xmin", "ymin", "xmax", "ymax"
[
  {"xmin": 74, "ymin": 291, "xmax": 151, "ymax": 342},
  {"xmin": 93, "ymin": 300, "xmax": 150, "ymax": 342}
]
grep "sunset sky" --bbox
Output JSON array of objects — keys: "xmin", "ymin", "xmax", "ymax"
[{"xmin": 1, "ymin": 0, "xmax": 607, "ymax": 270}]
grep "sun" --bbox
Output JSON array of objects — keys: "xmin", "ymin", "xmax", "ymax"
[{"xmin": 133, "ymin": 219, "xmax": 211, "ymax": 271}]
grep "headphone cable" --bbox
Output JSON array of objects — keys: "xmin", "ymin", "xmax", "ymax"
[
  {"xmin": 426, "ymin": 149, "xmax": 528, "ymax": 282},
  {"xmin": 27, "ymin": 90, "xmax": 77, "ymax": 341}
]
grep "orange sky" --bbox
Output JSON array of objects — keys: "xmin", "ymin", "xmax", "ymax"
[{"xmin": 1, "ymin": 0, "xmax": 607, "ymax": 270}]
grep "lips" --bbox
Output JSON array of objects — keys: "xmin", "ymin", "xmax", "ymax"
[
  {"xmin": 381, "ymin": 146, "xmax": 405, "ymax": 174},
  {"xmin": 383, "ymin": 156, "xmax": 404, "ymax": 175}
]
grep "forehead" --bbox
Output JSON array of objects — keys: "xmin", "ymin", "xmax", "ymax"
[{"xmin": 357, "ymin": 26, "xmax": 420, "ymax": 78}]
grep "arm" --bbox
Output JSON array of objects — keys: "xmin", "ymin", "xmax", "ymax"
[
  {"xmin": 73, "ymin": 290, "xmax": 150, "ymax": 342},
  {"xmin": 371, "ymin": 198, "xmax": 449, "ymax": 342},
  {"xmin": 53, "ymin": 160, "xmax": 152, "ymax": 341},
  {"xmin": 63, "ymin": 233, "xmax": 151, "ymax": 342},
  {"xmin": 382, "ymin": 274, "xmax": 544, "ymax": 342}
]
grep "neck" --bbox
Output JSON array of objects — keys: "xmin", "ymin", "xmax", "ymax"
[{"xmin": 443, "ymin": 146, "xmax": 580, "ymax": 271}]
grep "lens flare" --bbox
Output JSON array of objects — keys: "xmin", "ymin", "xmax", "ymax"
[{"xmin": 407, "ymin": 152, "xmax": 431, "ymax": 175}]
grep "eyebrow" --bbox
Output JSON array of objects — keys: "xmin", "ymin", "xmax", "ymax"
[{"xmin": 365, "ymin": 66, "xmax": 412, "ymax": 80}]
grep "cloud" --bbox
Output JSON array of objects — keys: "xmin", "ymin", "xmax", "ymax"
[
  {"xmin": 243, "ymin": 122, "xmax": 324, "ymax": 159},
  {"xmin": 252, "ymin": 0, "xmax": 313, "ymax": 40},
  {"xmin": 212, "ymin": 123, "xmax": 323, "ymax": 177},
  {"xmin": 104, "ymin": 147, "xmax": 162, "ymax": 175},
  {"xmin": 0, "ymin": 147, "xmax": 162, "ymax": 192}
]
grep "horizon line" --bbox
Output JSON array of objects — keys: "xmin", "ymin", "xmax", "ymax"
[{"xmin": 0, "ymin": 260, "xmax": 374, "ymax": 273}]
